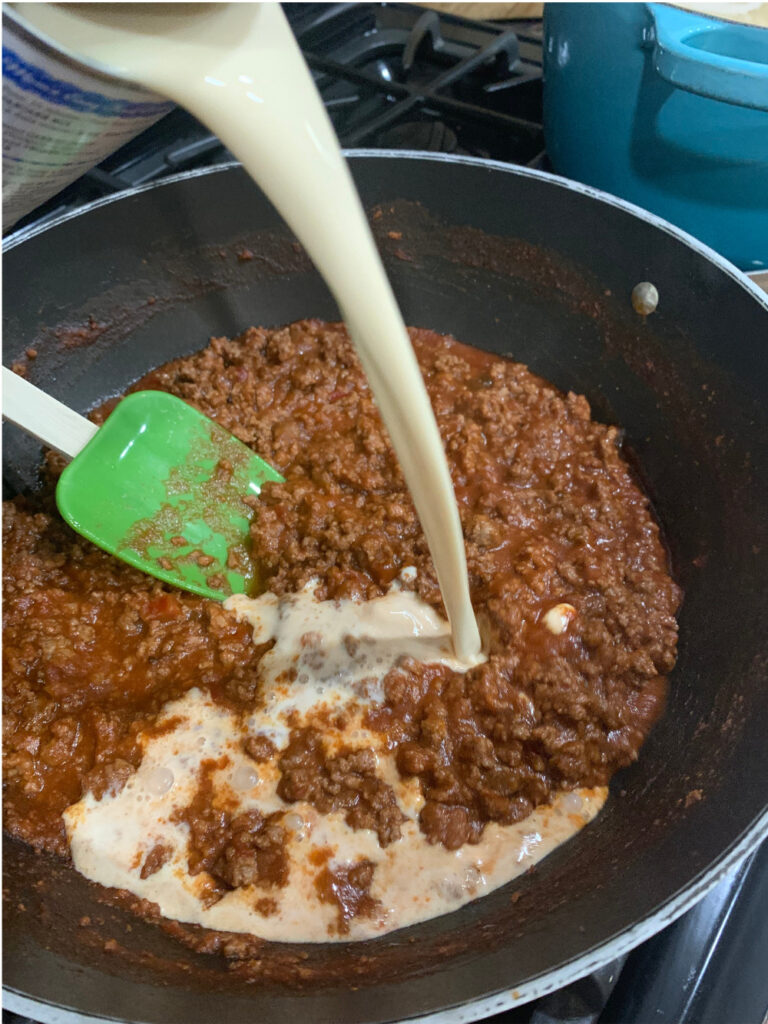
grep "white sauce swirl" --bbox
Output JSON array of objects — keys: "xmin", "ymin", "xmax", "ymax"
[{"xmin": 64, "ymin": 583, "xmax": 605, "ymax": 942}]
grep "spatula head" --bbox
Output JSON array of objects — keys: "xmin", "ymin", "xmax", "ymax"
[{"xmin": 56, "ymin": 390, "xmax": 283, "ymax": 600}]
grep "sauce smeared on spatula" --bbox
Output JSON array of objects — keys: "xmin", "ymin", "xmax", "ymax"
[{"xmin": 16, "ymin": 2, "xmax": 482, "ymax": 663}]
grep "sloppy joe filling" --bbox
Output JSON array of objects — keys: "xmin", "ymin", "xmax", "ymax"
[
  {"xmin": 65, "ymin": 585, "xmax": 604, "ymax": 941},
  {"xmin": 3, "ymin": 320, "xmax": 680, "ymax": 946}
]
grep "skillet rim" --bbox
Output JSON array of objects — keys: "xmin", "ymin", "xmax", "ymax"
[{"xmin": 4, "ymin": 149, "xmax": 768, "ymax": 316}]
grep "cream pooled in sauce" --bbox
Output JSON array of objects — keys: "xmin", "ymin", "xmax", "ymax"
[{"xmin": 65, "ymin": 582, "xmax": 606, "ymax": 942}]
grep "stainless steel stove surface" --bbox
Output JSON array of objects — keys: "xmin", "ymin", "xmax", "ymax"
[{"xmin": 3, "ymin": 4, "xmax": 767, "ymax": 1023}]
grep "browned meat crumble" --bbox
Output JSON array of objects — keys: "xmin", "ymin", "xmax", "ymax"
[{"xmin": 2, "ymin": 319, "xmax": 680, "ymax": 932}]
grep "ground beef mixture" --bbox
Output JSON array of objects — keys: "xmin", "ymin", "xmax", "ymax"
[
  {"xmin": 276, "ymin": 728, "xmax": 405, "ymax": 847},
  {"xmin": 315, "ymin": 858, "xmax": 380, "ymax": 936},
  {"xmin": 139, "ymin": 841, "xmax": 173, "ymax": 880},
  {"xmin": 3, "ymin": 320, "xmax": 680, "ymax": 917},
  {"xmin": 172, "ymin": 757, "xmax": 288, "ymax": 899}
]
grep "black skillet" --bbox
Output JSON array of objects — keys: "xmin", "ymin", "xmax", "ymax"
[{"xmin": 3, "ymin": 153, "xmax": 768, "ymax": 1024}]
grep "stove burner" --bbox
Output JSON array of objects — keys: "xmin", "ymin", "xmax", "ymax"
[{"xmin": 377, "ymin": 119, "xmax": 460, "ymax": 154}]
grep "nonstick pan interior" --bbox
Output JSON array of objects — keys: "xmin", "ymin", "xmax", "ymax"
[{"xmin": 3, "ymin": 155, "xmax": 768, "ymax": 1024}]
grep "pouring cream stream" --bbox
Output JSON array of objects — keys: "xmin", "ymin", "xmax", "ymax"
[{"xmin": 15, "ymin": 1, "xmax": 482, "ymax": 663}]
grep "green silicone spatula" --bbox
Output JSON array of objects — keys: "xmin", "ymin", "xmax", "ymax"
[{"xmin": 2, "ymin": 367, "xmax": 283, "ymax": 600}]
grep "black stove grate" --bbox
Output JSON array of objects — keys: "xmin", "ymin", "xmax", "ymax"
[
  {"xmin": 9, "ymin": 2, "xmax": 545, "ymax": 236},
  {"xmin": 292, "ymin": 3, "xmax": 544, "ymax": 157}
]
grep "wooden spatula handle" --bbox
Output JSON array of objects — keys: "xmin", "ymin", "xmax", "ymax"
[{"xmin": 2, "ymin": 367, "xmax": 98, "ymax": 459}]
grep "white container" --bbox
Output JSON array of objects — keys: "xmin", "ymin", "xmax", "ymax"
[{"xmin": 2, "ymin": 4, "xmax": 173, "ymax": 228}]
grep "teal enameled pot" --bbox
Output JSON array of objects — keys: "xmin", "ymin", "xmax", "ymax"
[{"xmin": 543, "ymin": 3, "xmax": 768, "ymax": 270}]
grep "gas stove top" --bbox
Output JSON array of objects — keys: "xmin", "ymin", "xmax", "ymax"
[
  {"xmin": 9, "ymin": 2, "xmax": 546, "ymax": 235},
  {"xmin": 3, "ymin": 5, "xmax": 767, "ymax": 1024}
]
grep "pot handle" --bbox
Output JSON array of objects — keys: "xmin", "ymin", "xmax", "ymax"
[{"xmin": 647, "ymin": 3, "xmax": 768, "ymax": 110}]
